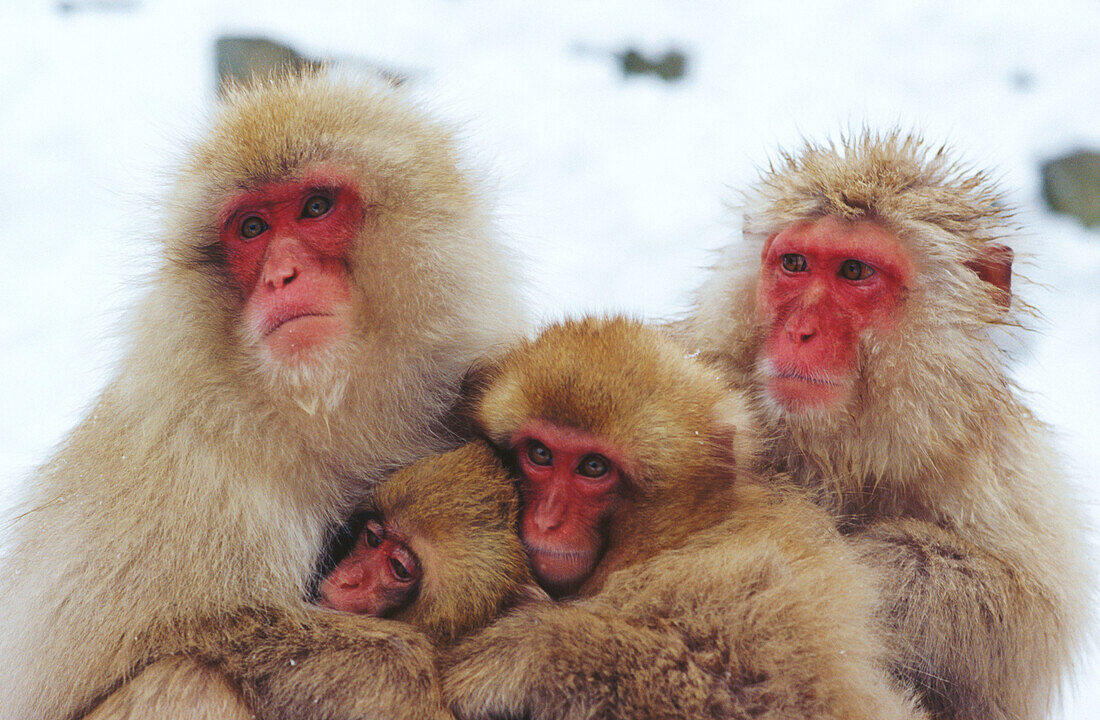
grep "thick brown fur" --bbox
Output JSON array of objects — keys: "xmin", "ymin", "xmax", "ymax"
[
  {"xmin": 0, "ymin": 71, "xmax": 524, "ymax": 720},
  {"xmin": 444, "ymin": 317, "xmax": 924, "ymax": 720},
  {"xmin": 351, "ymin": 439, "xmax": 537, "ymax": 643},
  {"xmin": 676, "ymin": 131, "xmax": 1088, "ymax": 720}
]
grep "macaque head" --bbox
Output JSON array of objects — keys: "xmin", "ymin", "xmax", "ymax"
[
  {"xmin": 471, "ymin": 317, "xmax": 760, "ymax": 597},
  {"xmin": 318, "ymin": 513, "xmax": 421, "ymax": 616},
  {"xmin": 167, "ymin": 73, "xmax": 521, "ymax": 413},
  {"xmin": 316, "ymin": 441, "xmax": 532, "ymax": 642},
  {"xmin": 736, "ymin": 133, "xmax": 1015, "ymax": 418}
]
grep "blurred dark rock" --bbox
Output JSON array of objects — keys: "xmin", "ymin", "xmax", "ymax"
[
  {"xmin": 215, "ymin": 36, "xmax": 319, "ymax": 91},
  {"xmin": 214, "ymin": 36, "xmax": 406, "ymax": 94},
  {"xmin": 57, "ymin": 0, "xmax": 139, "ymax": 12},
  {"xmin": 1041, "ymin": 150, "xmax": 1100, "ymax": 228},
  {"xmin": 1010, "ymin": 69, "xmax": 1034, "ymax": 92},
  {"xmin": 618, "ymin": 48, "xmax": 687, "ymax": 82}
]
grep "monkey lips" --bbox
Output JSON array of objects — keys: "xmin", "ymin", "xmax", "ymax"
[
  {"xmin": 258, "ymin": 308, "xmax": 347, "ymax": 360},
  {"xmin": 523, "ymin": 542, "xmax": 597, "ymax": 590},
  {"xmin": 759, "ymin": 358, "xmax": 852, "ymax": 411}
]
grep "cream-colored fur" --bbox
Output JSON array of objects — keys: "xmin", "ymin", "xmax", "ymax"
[
  {"xmin": 83, "ymin": 658, "xmax": 254, "ymax": 720},
  {"xmin": 0, "ymin": 71, "xmax": 524, "ymax": 720},
  {"xmin": 677, "ymin": 131, "xmax": 1088, "ymax": 720}
]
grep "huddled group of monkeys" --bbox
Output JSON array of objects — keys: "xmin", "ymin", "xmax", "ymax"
[{"xmin": 0, "ymin": 72, "xmax": 1088, "ymax": 720}]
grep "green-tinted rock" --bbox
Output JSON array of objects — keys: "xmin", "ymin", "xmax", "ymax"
[
  {"xmin": 618, "ymin": 48, "xmax": 687, "ymax": 82},
  {"xmin": 1042, "ymin": 151, "xmax": 1100, "ymax": 228},
  {"xmin": 215, "ymin": 36, "xmax": 319, "ymax": 92}
]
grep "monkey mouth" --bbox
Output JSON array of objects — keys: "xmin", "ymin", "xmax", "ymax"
[
  {"xmin": 759, "ymin": 359, "xmax": 844, "ymax": 387},
  {"xmin": 262, "ymin": 311, "xmax": 335, "ymax": 337},
  {"xmin": 254, "ymin": 309, "xmax": 348, "ymax": 363},
  {"xmin": 758, "ymin": 359, "xmax": 852, "ymax": 411},
  {"xmin": 525, "ymin": 544, "xmax": 594, "ymax": 561},
  {"xmin": 524, "ymin": 543, "xmax": 597, "ymax": 587},
  {"xmin": 770, "ymin": 369, "xmax": 842, "ymax": 387}
]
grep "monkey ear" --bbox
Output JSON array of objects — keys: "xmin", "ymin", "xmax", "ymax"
[
  {"xmin": 449, "ymin": 359, "xmax": 503, "ymax": 435},
  {"xmin": 965, "ymin": 243, "xmax": 1013, "ymax": 310}
]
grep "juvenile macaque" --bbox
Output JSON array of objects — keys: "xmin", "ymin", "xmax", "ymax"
[
  {"xmin": 317, "ymin": 439, "xmax": 538, "ymax": 643},
  {"xmin": 0, "ymin": 72, "xmax": 524, "ymax": 720},
  {"xmin": 444, "ymin": 317, "xmax": 924, "ymax": 720},
  {"xmin": 677, "ymin": 132, "xmax": 1087, "ymax": 720}
]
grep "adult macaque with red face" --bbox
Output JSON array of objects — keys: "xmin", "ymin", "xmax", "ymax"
[
  {"xmin": 443, "ymin": 317, "xmax": 924, "ymax": 720},
  {"xmin": 0, "ymin": 73, "xmax": 525, "ymax": 720},
  {"xmin": 677, "ymin": 132, "xmax": 1086, "ymax": 720},
  {"xmin": 317, "ymin": 440, "xmax": 536, "ymax": 644}
]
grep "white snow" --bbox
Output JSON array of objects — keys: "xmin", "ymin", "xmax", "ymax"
[{"xmin": 1, "ymin": 0, "xmax": 1098, "ymax": 713}]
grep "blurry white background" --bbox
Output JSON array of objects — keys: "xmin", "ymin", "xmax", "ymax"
[{"xmin": 1, "ymin": 0, "xmax": 1097, "ymax": 712}]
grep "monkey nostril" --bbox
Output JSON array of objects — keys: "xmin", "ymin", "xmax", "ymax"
[{"xmin": 266, "ymin": 267, "xmax": 298, "ymax": 290}]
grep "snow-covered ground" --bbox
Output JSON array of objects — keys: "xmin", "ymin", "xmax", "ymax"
[{"xmin": 2, "ymin": 0, "xmax": 1098, "ymax": 713}]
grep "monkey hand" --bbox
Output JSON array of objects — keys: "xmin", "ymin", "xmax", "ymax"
[
  {"xmin": 509, "ymin": 581, "xmax": 553, "ymax": 607},
  {"xmin": 203, "ymin": 606, "xmax": 456, "ymax": 720}
]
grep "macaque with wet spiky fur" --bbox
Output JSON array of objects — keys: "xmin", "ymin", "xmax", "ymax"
[
  {"xmin": 676, "ymin": 131, "xmax": 1088, "ymax": 720},
  {"xmin": 317, "ymin": 439, "xmax": 540, "ymax": 643},
  {"xmin": 443, "ymin": 317, "xmax": 924, "ymax": 720},
  {"xmin": 0, "ymin": 72, "xmax": 525, "ymax": 720}
]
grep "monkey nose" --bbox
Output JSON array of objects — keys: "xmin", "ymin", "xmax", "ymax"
[
  {"xmin": 263, "ymin": 264, "xmax": 299, "ymax": 290},
  {"xmin": 333, "ymin": 565, "xmax": 364, "ymax": 589},
  {"xmin": 260, "ymin": 236, "xmax": 306, "ymax": 289},
  {"xmin": 786, "ymin": 324, "xmax": 816, "ymax": 344},
  {"xmin": 533, "ymin": 506, "xmax": 564, "ymax": 533}
]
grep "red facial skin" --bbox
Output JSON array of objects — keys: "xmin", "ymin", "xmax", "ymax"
[
  {"xmin": 512, "ymin": 420, "xmax": 626, "ymax": 594},
  {"xmin": 316, "ymin": 518, "xmax": 421, "ymax": 616},
  {"xmin": 217, "ymin": 169, "xmax": 365, "ymax": 362},
  {"xmin": 756, "ymin": 216, "xmax": 915, "ymax": 411}
]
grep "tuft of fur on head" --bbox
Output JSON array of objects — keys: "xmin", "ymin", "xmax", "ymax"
[
  {"xmin": 686, "ymin": 130, "xmax": 1023, "ymax": 350},
  {"xmin": 363, "ymin": 440, "xmax": 531, "ymax": 644}
]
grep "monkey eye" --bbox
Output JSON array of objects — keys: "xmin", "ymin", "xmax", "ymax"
[
  {"xmin": 364, "ymin": 519, "xmax": 385, "ymax": 549},
  {"xmin": 780, "ymin": 253, "xmax": 808, "ymax": 272},
  {"xmin": 390, "ymin": 558, "xmax": 412, "ymax": 581},
  {"xmin": 239, "ymin": 215, "xmax": 268, "ymax": 240},
  {"xmin": 301, "ymin": 194, "xmax": 333, "ymax": 219},
  {"xmin": 527, "ymin": 441, "xmax": 552, "ymax": 466},
  {"xmin": 389, "ymin": 550, "xmax": 418, "ymax": 583},
  {"xmin": 839, "ymin": 259, "xmax": 875, "ymax": 281},
  {"xmin": 577, "ymin": 454, "xmax": 609, "ymax": 478}
]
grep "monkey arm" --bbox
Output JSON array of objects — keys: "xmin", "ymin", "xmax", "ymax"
[
  {"xmin": 444, "ymin": 534, "xmax": 921, "ymax": 720},
  {"xmin": 169, "ymin": 606, "xmax": 455, "ymax": 720},
  {"xmin": 443, "ymin": 601, "xmax": 711, "ymax": 720},
  {"xmin": 80, "ymin": 657, "xmax": 255, "ymax": 720},
  {"xmin": 849, "ymin": 517, "xmax": 1065, "ymax": 720}
]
